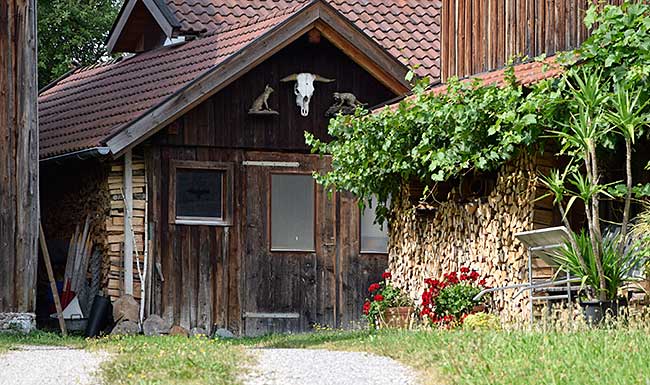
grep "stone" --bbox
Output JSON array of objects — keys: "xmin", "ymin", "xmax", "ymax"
[
  {"xmin": 112, "ymin": 295, "xmax": 139, "ymax": 322},
  {"xmin": 214, "ymin": 328, "xmax": 235, "ymax": 339},
  {"xmin": 110, "ymin": 320, "xmax": 140, "ymax": 336},
  {"xmin": 0, "ymin": 313, "xmax": 35, "ymax": 334},
  {"xmin": 168, "ymin": 325, "xmax": 189, "ymax": 337},
  {"xmin": 142, "ymin": 315, "xmax": 170, "ymax": 336},
  {"xmin": 190, "ymin": 327, "xmax": 208, "ymax": 337}
]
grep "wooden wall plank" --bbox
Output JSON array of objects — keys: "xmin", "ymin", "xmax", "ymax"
[
  {"xmin": 441, "ymin": 0, "xmax": 623, "ymax": 80},
  {"xmin": 0, "ymin": 0, "xmax": 38, "ymax": 314}
]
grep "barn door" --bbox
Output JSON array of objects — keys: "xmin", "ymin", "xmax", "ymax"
[{"xmin": 242, "ymin": 153, "xmax": 337, "ymax": 336}]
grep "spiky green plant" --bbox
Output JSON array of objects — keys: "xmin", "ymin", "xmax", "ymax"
[{"xmin": 553, "ymin": 230, "xmax": 644, "ymax": 300}]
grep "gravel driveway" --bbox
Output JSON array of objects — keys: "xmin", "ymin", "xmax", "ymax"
[
  {"xmin": 0, "ymin": 345, "xmax": 108, "ymax": 385},
  {"xmin": 242, "ymin": 348, "xmax": 419, "ymax": 385}
]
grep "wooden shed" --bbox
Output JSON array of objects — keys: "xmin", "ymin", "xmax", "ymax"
[{"xmin": 37, "ymin": 0, "xmax": 441, "ymax": 335}]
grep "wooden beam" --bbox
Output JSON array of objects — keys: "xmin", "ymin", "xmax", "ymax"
[
  {"xmin": 39, "ymin": 224, "xmax": 67, "ymax": 336},
  {"xmin": 0, "ymin": 0, "xmax": 38, "ymax": 315},
  {"xmin": 106, "ymin": 1, "xmax": 411, "ymax": 157},
  {"xmin": 124, "ymin": 150, "xmax": 134, "ymax": 295}
]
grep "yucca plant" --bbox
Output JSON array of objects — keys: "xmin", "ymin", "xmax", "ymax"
[
  {"xmin": 542, "ymin": 66, "xmax": 648, "ymax": 302},
  {"xmin": 554, "ymin": 230, "xmax": 644, "ymax": 300}
]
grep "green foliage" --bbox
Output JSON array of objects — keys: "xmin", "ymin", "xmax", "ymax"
[
  {"xmin": 582, "ymin": 1, "xmax": 650, "ymax": 85},
  {"xmin": 38, "ymin": 0, "xmax": 120, "ymax": 89},
  {"xmin": 307, "ymin": 67, "xmax": 558, "ymax": 220},
  {"xmin": 552, "ymin": 230, "xmax": 644, "ymax": 301},
  {"xmin": 363, "ymin": 274, "xmax": 413, "ymax": 329},
  {"xmin": 462, "ymin": 312, "xmax": 502, "ymax": 331},
  {"xmin": 433, "ymin": 283, "xmax": 482, "ymax": 319}
]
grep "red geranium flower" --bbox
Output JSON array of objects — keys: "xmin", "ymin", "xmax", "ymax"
[
  {"xmin": 460, "ymin": 266, "xmax": 470, "ymax": 273},
  {"xmin": 460, "ymin": 273, "xmax": 469, "ymax": 281},
  {"xmin": 374, "ymin": 294, "xmax": 384, "ymax": 301},
  {"xmin": 368, "ymin": 283, "xmax": 381, "ymax": 292},
  {"xmin": 478, "ymin": 278, "xmax": 487, "ymax": 286},
  {"xmin": 469, "ymin": 271, "xmax": 480, "ymax": 281},
  {"xmin": 382, "ymin": 271, "xmax": 392, "ymax": 280},
  {"xmin": 363, "ymin": 301, "xmax": 371, "ymax": 315}
]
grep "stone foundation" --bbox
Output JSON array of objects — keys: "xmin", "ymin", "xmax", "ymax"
[{"xmin": 0, "ymin": 313, "xmax": 36, "ymax": 333}]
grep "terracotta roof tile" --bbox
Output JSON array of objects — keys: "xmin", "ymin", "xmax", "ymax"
[
  {"xmin": 39, "ymin": 1, "xmax": 442, "ymax": 159},
  {"xmin": 163, "ymin": 0, "xmax": 441, "ymax": 78},
  {"xmin": 381, "ymin": 56, "xmax": 564, "ymax": 111},
  {"xmin": 39, "ymin": 5, "xmax": 301, "ymax": 158}
]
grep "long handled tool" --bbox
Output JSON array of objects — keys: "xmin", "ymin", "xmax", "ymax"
[{"xmin": 39, "ymin": 223, "xmax": 67, "ymax": 336}]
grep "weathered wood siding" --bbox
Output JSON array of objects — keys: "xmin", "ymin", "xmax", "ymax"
[
  {"xmin": 0, "ymin": 0, "xmax": 38, "ymax": 314},
  {"xmin": 154, "ymin": 37, "xmax": 395, "ymax": 151},
  {"xmin": 145, "ymin": 35, "xmax": 395, "ymax": 334},
  {"xmin": 441, "ymin": 0, "xmax": 628, "ymax": 80}
]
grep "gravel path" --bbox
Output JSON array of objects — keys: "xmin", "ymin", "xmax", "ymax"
[
  {"xmin": 0, "ymin": 345, "xmax": 109, "ymax": 385},
  {"xmin": 242, "ymin": 348, "xmax": 419, "ymax": 385}
]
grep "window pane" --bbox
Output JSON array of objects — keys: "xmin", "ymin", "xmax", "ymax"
[
  {"xmin": 176, "ymin": 169, "xmax": 223, "ymax": 218},
  {"xmin": 271, "ymin": 174, "xmax": 314, "ymax": 250},
  {"xmin": 361, "ymin": 195, "xmax": 388, "ymax": 253}
]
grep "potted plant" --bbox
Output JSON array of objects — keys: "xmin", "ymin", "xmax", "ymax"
[
  {"xmin": 419, "ymin": 267, "xmax": 489, "ymax": 328},
  {"xmin": 553, "ymin": 229, "xmax": 643, "ymax": 323},
  {"xmin": 363, "ymin": 272, "xmax": 414, "ymax": 329},
  {"xmin": 541, "ymin": 66, "xmax": 649, "ymax": 323}
]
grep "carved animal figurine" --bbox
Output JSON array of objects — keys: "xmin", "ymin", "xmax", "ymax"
[
  {"xmin": 249, "ymin": 84, "xmax": 278, "ymax": 114},
  {"xmin": 325, "ymin": 92, "xmax": 366, "ymax": 117},
  {"xmin": 280, "ymin": 73, "xmax": 335, "ymax": 116}
]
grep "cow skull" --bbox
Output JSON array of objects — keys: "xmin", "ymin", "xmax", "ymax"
[{"xmin": 280, "ymin": 73, "xmax": 335, "ymax": 116}]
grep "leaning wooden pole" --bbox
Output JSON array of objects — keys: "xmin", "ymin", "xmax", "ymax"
[
  {"xmin": 0, "ymin": 0, "xmax": 39, "ymax": 332},
  {"xmin": 39, "ymin": 224, "xmax": 67, "ymax": 336}
]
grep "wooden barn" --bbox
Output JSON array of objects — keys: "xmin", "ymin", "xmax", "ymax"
[{"xmin": 37, "ymin": 0, "xmax": 440, "ymax": 335}]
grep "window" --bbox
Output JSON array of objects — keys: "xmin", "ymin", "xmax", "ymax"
[
  {"xmin": 271, "ymin": 174, "xmax": 315, "ymax": 251},
  {"xmin": 171, "ymin": 161, "xmax": 232, "ymax": 225},
  {"xmin": 360, "ymin": 195, "xmax": 389, "ymax": 253}
]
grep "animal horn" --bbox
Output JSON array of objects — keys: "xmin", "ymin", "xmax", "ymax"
[
  {"xmin": 314, "ymin": 75, "xmax": 335, "ymax": 83},
  {"xmin": 280, "ymin": 74, "xmax": 299, "ymax": 82}
]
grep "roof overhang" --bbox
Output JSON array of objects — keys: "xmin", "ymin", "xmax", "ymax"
[
  {"xmin": 106, "ymin": 0, "xmax": 180, "ymax": 54},
  {"xmin": 106, "ymin": 0, "xmax": 412, "ymax": 158}
]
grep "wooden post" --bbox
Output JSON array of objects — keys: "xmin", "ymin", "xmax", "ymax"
[
  {"xmin": 39, "ymin": 224, "xmax": 67, "ymax": 336},
  {"xmin": 123, "ymin": 150, "xmax": 134, "ymax": 295},
  {"xmin": 0, "ymin": 0, "xmax": 39, "ymax": 330}
]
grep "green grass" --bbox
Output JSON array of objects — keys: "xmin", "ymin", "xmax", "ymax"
[
  {"xmin": 248, "ymin": 328, "xmax": 650, "ymax": 385},
  {"xmin": 0, "ymin": 331, "xmax": 86, "ymax": 353},
  {"xmin": 89, "ymin": 335, "xmax": 249, "ymax": 385},
  {"xmin": 4, "ymin": 327, "xmax": 650, "ymax": 385}
]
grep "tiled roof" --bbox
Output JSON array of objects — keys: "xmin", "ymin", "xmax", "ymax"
[
  {"xmin": 164, "ymin": 0, "xmax": 441, "ymax": 78},
  {"xmin": 382, "ymin": 56, "xmax": 564, "ymax": 111},
  {"xmin": 39, "ymin": 0, "xmax": 441, "ymax": 159},
  {"xmin": 39, "ymin": 5, "xmax": 303, "ymax": 159}
]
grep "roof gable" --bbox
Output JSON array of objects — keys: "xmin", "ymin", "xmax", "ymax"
[
  {"xmin": 107, "ymin": 0, "xmax": 441, "ymax": 78},
  {"xmin": 107, "ymin": 0, "xmax": 181, "ymax": 53},
  {"xmin": 39, "ymin": 0, "xmax": 413, "ymax": 160}
]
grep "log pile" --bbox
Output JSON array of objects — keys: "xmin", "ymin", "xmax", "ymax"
[
  {"xmin": 104, "ymin": 157, "xmax": 147, "ymax": 301},
  {"xmin": 388, "ymin": 152, "xmax": 546, "ymax": 322}
]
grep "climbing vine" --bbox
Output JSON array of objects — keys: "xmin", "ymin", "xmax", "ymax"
[{"xmin": 306, "ymin": 64, "xmax": 561, "ymax": 222}]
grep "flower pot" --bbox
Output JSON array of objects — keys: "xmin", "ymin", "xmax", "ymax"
[
  {"xmin": 471, "ymin": 304, "xmax": 487, "ymax": 314},
  {"xmin": 580, "ymin": 298, "xmax": 627, "ymax": 325},
  {"xmin": 380, "ymin": 306, "xmax": 413, "ymax": 329}
]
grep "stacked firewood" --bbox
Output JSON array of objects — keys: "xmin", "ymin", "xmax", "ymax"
[
  {"xmin": 388, "ymin": 152, "xmax": 547, "ymax": 322},
  {"xmin": 104, "ymin": 158, "xmax": 147, "ymax": 301}
]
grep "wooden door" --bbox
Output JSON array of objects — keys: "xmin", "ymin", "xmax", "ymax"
[{"xmin": 242, "ymin": 152, "xmax": 337, "ymax": 336}]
